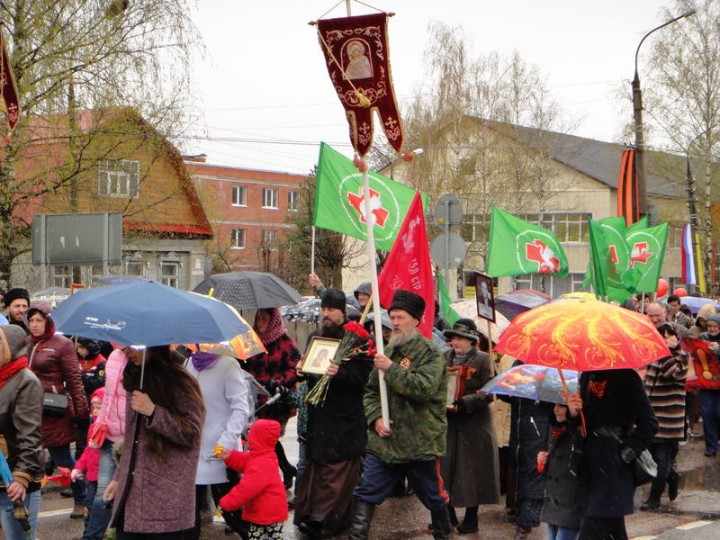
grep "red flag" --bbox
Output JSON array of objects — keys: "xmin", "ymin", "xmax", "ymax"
[
  {"xmin": 316, "ymin": 13, "xmax": 403, "ymax": 157},
  {"xmin": 378, "ymin": 192, "xmax": 434, "ymax": 338},
  {"xmin": 617, "ymin": 149, "xmax": 638, "ymax": 226}
]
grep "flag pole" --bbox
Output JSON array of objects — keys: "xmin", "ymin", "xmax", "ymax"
[
  {"xmin": 360, "ymin": 164, "xmax": 390, "ymax": 431},
  {"xmin": 310, "ymin": 225, "xmax": 316, "ymax": 275}
]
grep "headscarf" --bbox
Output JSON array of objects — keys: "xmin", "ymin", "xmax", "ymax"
[
  {"xmin": 26, "ymin": 302, "xmax": 56, "ymax": 345},
  {"xmin": 254, "ymin": 308, "xmax": 287, "ymax": 345}
]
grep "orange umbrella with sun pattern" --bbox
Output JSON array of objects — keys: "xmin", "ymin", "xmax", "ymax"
[{"xmin": 495, "ymin": 298, "xmax": 671, "ymax": 371}]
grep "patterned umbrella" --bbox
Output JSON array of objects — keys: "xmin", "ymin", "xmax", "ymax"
[
  {"xmin": 495, "ymin": 298, "xmax": 671, "ymax": 371},
  {"xmin": 194, "ymin": 271, "xmax": 303, "ymax": 310},
  {"xmin": 481, "ymin": 364, "xmax": 579, "ymax": 404}
]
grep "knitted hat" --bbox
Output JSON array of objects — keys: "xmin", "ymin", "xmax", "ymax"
[
  {"xmin": 708, "ymin": 313, "xmax": 720, "ymax": 325},
  {"xmin": 388, "ymin": 290, "xmax": 425, "ymax": 321},
  {"xmin": 321, "ymin": 288, "xmax": 346, "ymax": 312},
  {"xmin": 3, "ymin": 287, "xmax": 30, "ymax": 307},
  {"xmin": 443, "ymin": 318, "xmax": 479, "ymax": 343},
  {"xmin": 0, "ymin": 324, "xmax": 28, "ymax": 366}
]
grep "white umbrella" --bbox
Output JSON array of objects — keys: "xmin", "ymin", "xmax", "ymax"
[{"xmin": 451, "ymin": 299, "xmax": 510, "ymax": 343}]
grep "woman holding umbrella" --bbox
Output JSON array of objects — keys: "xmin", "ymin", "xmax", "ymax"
[
  {"xmin": 568, "ymin": 370, "xmax": 657, "ymax": 540},
  {"xmin": 104, "ymin": 345, "xmax": 205, "ymax": 538},
  {"xmin": 244, "ymin": 308, "xmax": 300, "ymax": 489},
  {"xmin": 26, "ymin": 301, "xmax": 89, "ymax": 519},
  {"xmin": 440, "ymin": 318, "xmax": 500, "ymax": 534}
]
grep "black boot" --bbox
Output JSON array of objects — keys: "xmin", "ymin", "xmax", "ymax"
[
  {"xmin": 275, "ymin": 441, "xmax": 296, "ymax": 489},
  {"xmin": 428, "ymin": 506, "xmax": 458, "ymax": 531},
  {"xmin": 349, "ymin": 499, "xmax": 375, "ymax": 540},
  {"xmin": 456, "ymin": 506, "xmax": 478, "ymax": 534},
  {"xmin": 667, "ymin": 469, "xmax": 680, "ymax": 501},
  {"xmin": 640, "ymin": 478, "xmax": 665, "ymax": 510},
  {"xmin": 430, "ymin": 506, "xmax": 453, "ymax": 540}
]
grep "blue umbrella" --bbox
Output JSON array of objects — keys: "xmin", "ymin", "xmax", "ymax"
[
  {"xmin": 481, "ymin": 364, "xmax": 579, "ymax": 405},
  {"xmin": 677, "ymin": 296, "xmax": 720, "ymax": 316},
  {"xmin": 52, "ymin": 281, "xmax": 249, "ymax": 347}
]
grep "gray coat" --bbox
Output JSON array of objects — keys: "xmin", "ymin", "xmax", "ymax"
[
  {"xmin": 110, "ymin": 388, "xmax": 204, "ymax": 533},
  {"xmin": 540, "ymin": 423, "xmax": 583, "ymax": 530},
  {"xmin": 441, "ymin": 348, "xmax": 500, "ymax": 507}
]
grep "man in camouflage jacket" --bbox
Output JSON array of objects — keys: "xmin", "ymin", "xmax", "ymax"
[{"xmin": 349, "ymin": 290, "xmax": 452, "ymax": 540}]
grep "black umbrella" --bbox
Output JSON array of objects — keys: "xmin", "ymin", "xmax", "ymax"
[{"xmin": 193, "ymin": 271, "xmax": 303, "ymax": 310}]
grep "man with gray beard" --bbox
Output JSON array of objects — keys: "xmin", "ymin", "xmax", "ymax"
[{"xmin": 350, "ymin": 290, "xmax": 451, "ymax": 540}]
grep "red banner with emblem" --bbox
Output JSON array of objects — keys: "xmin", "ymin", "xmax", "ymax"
[
  {"xmin": 683, "ymin": 337, "xmax": 720, "ymax": 391},
  {"xmin": 316, "ymin": 13, "xmax": 403, "ymax": 158}
]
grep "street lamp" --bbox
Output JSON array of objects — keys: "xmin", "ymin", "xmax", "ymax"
[
  {"xmin": 632, "ymin": 9, "xmax": 696, "ymax": 222},
  {"xmin": 685, "ymin": 129, "xmax": 710, "ymax": 293}
]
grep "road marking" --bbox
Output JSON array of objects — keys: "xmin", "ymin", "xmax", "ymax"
[
  {"xmin": 39, "ymin": 508, "xmax": 71, "ymax": 517},
  {"xmin": 630, "ymin": 536, "xmax": 657, "ymax": 540},
  {"xmin": 676, "ymin": 520, "xmax": 712, "ymax": 530}
]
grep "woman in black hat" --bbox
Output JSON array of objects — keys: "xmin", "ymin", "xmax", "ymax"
[{"xmin": 440, "ymin": 318, "xmax": 500, "ymax": 534}]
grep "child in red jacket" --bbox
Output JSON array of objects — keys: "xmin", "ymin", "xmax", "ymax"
[
  {"xmin": 217, "ymin": 419, "xmax": 288, "ymax": 539},
  {"xmin": 71, "ymin": 387, "xmax": 104, "ymax": 528}
]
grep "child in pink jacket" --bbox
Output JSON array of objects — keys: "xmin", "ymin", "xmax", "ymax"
[
  {"xmin": 71, "ymin": 387, "xmax": 104, "ymax": 528},
  {"xmin": 218, "ymin": 419, "xmax": 288, "ymax": 540}
]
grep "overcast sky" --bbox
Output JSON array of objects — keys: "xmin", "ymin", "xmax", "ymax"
[{"xmin": 185, "ymin": 0, "xmax": 677, "ymax": 174}]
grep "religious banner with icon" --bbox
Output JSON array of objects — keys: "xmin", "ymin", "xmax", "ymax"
[
  {"xmin": 316, "ymin": 12, "xmax": 403, "ymax": 157},
  {"xmin": 0, "ymin": 24, "xmax": 19, "ymax": 132}
]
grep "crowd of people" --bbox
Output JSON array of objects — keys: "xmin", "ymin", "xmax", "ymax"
[{"xmin": 0, "ymin": 281, "xmax": 719, "ymax": 540}]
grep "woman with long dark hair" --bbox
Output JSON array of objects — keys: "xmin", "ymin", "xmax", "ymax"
[{"xmin": 104, "ymin": 346, "xmax": 205, "ymax": 538}]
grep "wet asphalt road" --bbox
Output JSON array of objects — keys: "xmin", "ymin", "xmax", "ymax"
[{"xmin": 30, "ymin": 420, "xmax": 720, "ymax": 540}]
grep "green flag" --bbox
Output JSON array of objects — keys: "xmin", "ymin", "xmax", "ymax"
[
  {"xmin": 314, "ymin": 142, "xmax": 421, "ymax": 251},
  {"xmin": 486, "ymin": 206, "xmax": 569, "ymax": 278},
  {"xmin": 626, "ymin": 221, "xmax": 669, "ymax": 293},
  {"xmin": 584, "ymin": 218, "xmax": 641, "ymax": 302},
  {"xmin": 437, "ymin": 273, "xmax": 460, "ymax": 326}
]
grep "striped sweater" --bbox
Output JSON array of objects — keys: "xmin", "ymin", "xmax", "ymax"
[{"xmin": 643, "ymin": 345, "xmax": 688, "ymax": 441}]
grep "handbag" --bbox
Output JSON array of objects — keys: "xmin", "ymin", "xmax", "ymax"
[
  {"xmin": 633, "ymin": 448, "xmax": 658, "ymax": 486},
  {"xmin": 42, "ymin": 392, "xmax": 69, "ymax": 416}
]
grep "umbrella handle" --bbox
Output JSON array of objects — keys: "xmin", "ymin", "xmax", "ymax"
[{"xmin": 557, "ymin": 368, "xmax": 568, "ymax": 394}]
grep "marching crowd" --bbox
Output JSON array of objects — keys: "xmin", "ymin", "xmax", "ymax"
[{"xmin": 0, "ymin": 281, "xmax": 718, "ymax": 540}]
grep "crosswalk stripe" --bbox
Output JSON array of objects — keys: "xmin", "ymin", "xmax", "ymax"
[{"xmin": 676, "ymin": 520, "xmax": 712, "ymax": 530}]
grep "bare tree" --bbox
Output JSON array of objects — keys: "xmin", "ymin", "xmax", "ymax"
[
  {"xmin": 0, "ymin": 0, "xmax": 201, "ymax": 283},
  {"xmin": 395, "ymin": 22, "xmax": 576, "ymax": 275},
  {"xmin": 643, "ymin": 0, "xmax": 720, "ymax": 291}
]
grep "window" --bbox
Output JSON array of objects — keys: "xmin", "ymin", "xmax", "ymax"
[
  {"xmin": 160, "ymin": 261, "xmax": 179, "ymax": 288},
  {"xmin": 98, "ymin": 160, "xmax": 140, "ymax": 198},
  {"xmin": 232, "ymin": 186, "xmax": 247, "ymax": 206},
  {"xmin": 262, "ymin": 188, "xmax": 279, "ymax": 209},
  {"xmin": 261, "ymin": 229, "xmax": 277, "ymax": 247},
  {"xmin": 288, "ymin": 191, "xmax": 300, "ymax": 211},
  {"xmin": 53, "ymin": 265, "xmax": 72, "ymax": 288},
  {"xmin": 463, "ymin": 212, "xmax": 591, "ymax": 244},
  {"xmin": 126, "ymin": 259, "xmax": 145, "ymax": 277},
  {"xmin": 231, "ymin": 228, "xmax": 246, "ymax": 249}
]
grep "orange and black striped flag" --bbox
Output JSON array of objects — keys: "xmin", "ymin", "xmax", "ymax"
[{"xmin": 617, "ymin": 149, "xmax": 639, "ymax": 226}]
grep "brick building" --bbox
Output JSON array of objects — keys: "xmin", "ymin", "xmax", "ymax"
[{"xmin": 185, "ymin": 156, "xmax": 307, "ymax": 273}]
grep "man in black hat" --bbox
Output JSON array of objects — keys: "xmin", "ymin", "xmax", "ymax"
[
  {"xmin": 350, "ymin": 289, "xmax": 452, "ymax": 540},
  {"xmin": 294, "ymin": 288, "xmax": 373, "ymax": 538},
  {"xmin": 3, "ymin": 288, "xmax": 30, "ymax": 334}
]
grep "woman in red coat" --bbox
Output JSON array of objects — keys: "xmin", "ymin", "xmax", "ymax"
[{"xmin": 27, "ymin": 301, "xmax": 89, "ymax": 518}]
